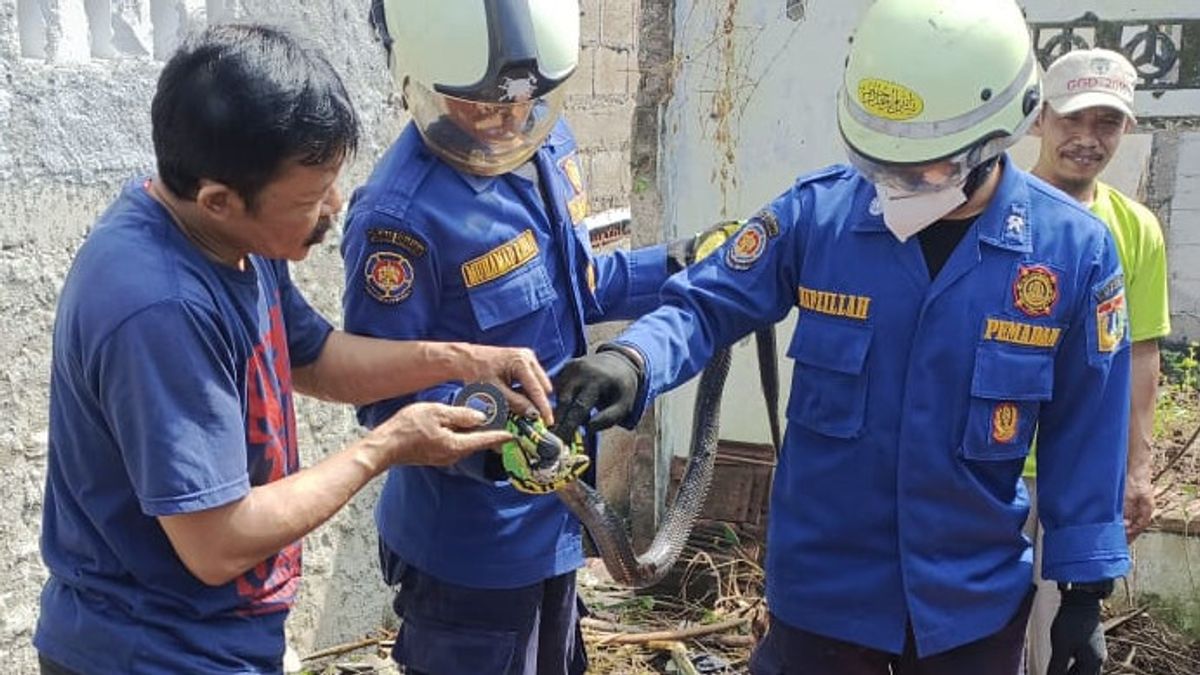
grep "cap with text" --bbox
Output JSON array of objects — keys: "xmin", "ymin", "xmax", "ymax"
[{"xmin": 1044, "ymin": 48, "xmax": 1137, "ymax": 120}]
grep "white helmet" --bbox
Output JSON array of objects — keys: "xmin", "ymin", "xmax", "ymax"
[
  {"xmin": 371, "ymin": 0, "xmax": 579, "ymax": 175},
  {"xmin": 837, "ymin": 0, "xmax": 1041, "ymax": 193}
]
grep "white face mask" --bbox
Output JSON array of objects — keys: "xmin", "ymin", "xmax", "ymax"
[{"xmin": 875, "ymin": 182, "xmax": 968, "ymax": 242}]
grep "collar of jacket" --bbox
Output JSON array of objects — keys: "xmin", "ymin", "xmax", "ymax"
[{"xmin": 850, "ymin": 153, "xmax": 1033, "ymax": 254}]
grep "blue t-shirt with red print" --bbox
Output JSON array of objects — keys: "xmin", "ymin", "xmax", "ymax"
[{"xmin": 35, "ymin": 179, "xmax": 332, "ymax": 674}]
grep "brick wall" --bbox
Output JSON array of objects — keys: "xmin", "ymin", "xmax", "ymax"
[{"xmin": 568, "ymin": 0, "xmax": 638, "ymax": 212}]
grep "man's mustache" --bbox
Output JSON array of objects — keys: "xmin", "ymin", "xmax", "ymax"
[{"xmin": 304, "ymin": 216, "xmax": 335, "ymax": 246}]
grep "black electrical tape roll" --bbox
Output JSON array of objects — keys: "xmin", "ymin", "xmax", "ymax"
[{"xmin": 453, "ymin": 383, "xmax": 510, "ymax": 431}]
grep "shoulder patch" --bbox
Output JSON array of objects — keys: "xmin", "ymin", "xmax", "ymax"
[
  {"xmin": 725, "ymin": 220, "xmax": 768, "ymax": 270},
  {"xmin": 752, "ymin": 209, "xmax": 781, "ymax": 238},
  {"xmin": 364, "ymin": 251, "xmax": 415, "ymax": 304},
  {"xmin": 1094, "ymin": 273, "xmax": 1128, "ymax": 354},
  {"xmin": 461, "ymin": 229, "xmax": 540, "ymax": 288},
  {"xmin": 1094, "ymin": 273, "xmax": 1124, "ymax": 302},
  {"xmin": 366, "ymin": 228, "xmax": 428, "ymax": 257}
]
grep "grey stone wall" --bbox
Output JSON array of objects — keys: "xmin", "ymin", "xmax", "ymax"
[
  {"xmin": 0, "ymin": 0, "xmax": 642, "ymax": 669},
  {"xmin": 569, "ymin": 0, "xmax": 640, "ymax": 211}
]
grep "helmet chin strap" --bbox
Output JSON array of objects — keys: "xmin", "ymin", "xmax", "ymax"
[{"xmin": 962, "ymin": 155, "xmax": 1001, "ymax": 202}]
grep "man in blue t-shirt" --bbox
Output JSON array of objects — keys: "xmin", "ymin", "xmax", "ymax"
[{"xmin": 34, "ymin": 25, "xmax": 553, "ymax": 675}]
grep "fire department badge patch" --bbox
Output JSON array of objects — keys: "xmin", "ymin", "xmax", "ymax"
[
  {"xmin": 991, "ymin": 402, "xmax": 1019, "ymax": 444},
  {"xmin": 726, "ymin": 221, "xmax": 767, "ymax": 270},
  {"xmin": 1012, "ymin": 264, "xmax": 1059, "ymax": 317},
  {"xmin": 364, "ymin": 251, "xmax": 414, "ymax": 304}
]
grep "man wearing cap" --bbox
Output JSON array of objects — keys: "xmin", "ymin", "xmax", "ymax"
[
  {"xmin": 551, "ymin": 0, "xmax": 1132, "ymax": 673},
  {"xmin": 1022, "ymin": 47, "xmax": 1171, "ymax": 675}
]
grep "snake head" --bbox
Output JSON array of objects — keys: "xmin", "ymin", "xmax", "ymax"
[{"xmin": 503, "ymin": 416, "xmax": 590, "ymax": 494}]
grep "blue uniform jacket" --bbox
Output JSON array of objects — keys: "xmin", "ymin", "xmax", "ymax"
[
  {"xmin": 342, "ymin": 120, "xmax": 668, "ymax": 588},
  {"xmin": 614, "ymin": 159, "xmax": 1131, "ymax": 656}
]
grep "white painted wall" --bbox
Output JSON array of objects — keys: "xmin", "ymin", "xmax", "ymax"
[
  {"xmin": 657, "ymin": 0, "xmax": 1200, "ymax": 453},
  {"xmin": 658, "ymin": 0, "xmax": 872, "ymax": 452}
]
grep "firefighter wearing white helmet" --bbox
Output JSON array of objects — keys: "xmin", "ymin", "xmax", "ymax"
[
  {"xmin": 343, "ymin": 2, "xmax": 679, "ymax": 674},
  {"xmin": 550, "ymin": 0, "xmax": 1131, "ymax": 673},
  {"xmin": 838, "ymin": 0, "xmax": 1041, "ymax": 241},
  {"xmin": 372, "ymin": 0, "xmax": 578, "ymax": 175}
]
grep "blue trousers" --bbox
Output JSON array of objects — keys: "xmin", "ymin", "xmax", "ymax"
[
  {"xmin": 750, "ymin": 588, "xmax": 1034, "ymax": 675},
  {"xmin": 381, "ymin": 543, "xmax": 588, "ymax": 675}
]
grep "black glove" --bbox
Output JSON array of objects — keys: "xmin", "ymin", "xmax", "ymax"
[
  {"xmin": 552, "ymin": 346, "xmax": 644, "ymax": 439},
  {"xmin": 666, "ymin": 220, "xmax": 744, "ymax": 274},
  {"xmin": 1047, "ymin": 581, "xmax": 1112, "ymax": 675}
]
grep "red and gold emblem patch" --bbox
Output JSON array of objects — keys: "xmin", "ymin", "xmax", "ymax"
[
  {"xmin": 1012, "ymin": 265, "xmax": 1059, "ymax": 317},
  {"xmin": 364, "ymin": 251, "xmax": 414, "ymax": 304},
  {"xmin": 726, "ymin": 221, "xmax": 767, "ymax": 270},
  {"xmin": 991, "ymin": 402, "xmax": 1019, "ymax": 444}
]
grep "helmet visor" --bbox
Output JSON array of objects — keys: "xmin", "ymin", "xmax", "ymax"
[
  {"xmin": 406, "ymin": 80, "xmax": 566, "ymax": 176},
  {"xmin": 845, "ymin": 147, "xmax": 977, "ymax": 194}
]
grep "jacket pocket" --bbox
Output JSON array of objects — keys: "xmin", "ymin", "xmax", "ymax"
[
  {"xmin": 960, "ymin": 346, "xmax": 1054, "ymax": 461},
  {"xmin": 465, "ymin": 259, "xmax": 565, "ymax": 363},
  {"xmin": 396, "ymin": 614, "xmax": 517, "ymax": 674},
  {"xmin": 466, "ymin": 260, "xmax": 556, "ymax": 330},
  {"xmin": 786, "ymin": 317, "xmax": 872, "ymax": 439}
]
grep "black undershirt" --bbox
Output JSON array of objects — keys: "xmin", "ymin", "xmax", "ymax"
[{"xmin": 917, "ymin": 216, "xmax": 977, "ymax": 279}]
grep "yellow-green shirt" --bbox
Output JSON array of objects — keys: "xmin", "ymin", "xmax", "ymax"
[{"xmin": 1023, "ymin": 181, "xmax": 1171, "ymax": 477}]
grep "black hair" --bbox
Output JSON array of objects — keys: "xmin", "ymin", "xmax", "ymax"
[{"xmin": 152, "ymin": 24, "xmax": 359, "ymax": 209}]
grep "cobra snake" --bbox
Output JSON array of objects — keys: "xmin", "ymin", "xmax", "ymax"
[{"xmin": 557, "ymin": 327, "xmax": 780, "ymax": 588}]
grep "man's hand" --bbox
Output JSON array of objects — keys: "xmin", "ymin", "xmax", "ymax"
[
  {"xmin": 1048, "ymin": 584, "xmax": 1109, "ymax": 675},
  {"xmin": 456, "ymin": 345, "xmax": 554, "ymax": 425},
  {"xmin": 552, "ymin": 347, "xmax": 643, "ymax": 440},
  {"xmin": 364, "ymin": 402, "xmax": 514, "ymax": 470},
  {"xmin": 1124, "ymin": 464, "xmax": 1155, "ymax": 542}
]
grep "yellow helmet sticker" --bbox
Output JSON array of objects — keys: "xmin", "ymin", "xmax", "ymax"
[{"xmin": 857, "ymin": 78, "xmax": 924, "ymax": 121}]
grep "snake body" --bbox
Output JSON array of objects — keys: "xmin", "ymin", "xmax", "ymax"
[{"xmin": 558, "ymin": 327, "xmax": 779, "ymax": 588}]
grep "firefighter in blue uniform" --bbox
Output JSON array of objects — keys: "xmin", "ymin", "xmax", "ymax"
[
  {"xmin": 553, "ymin": 1, "xmax": 1132, "ymax": 674},
  {"xmin": 341, "ymin": 2, "xmax": 683, "ymax": 673}
]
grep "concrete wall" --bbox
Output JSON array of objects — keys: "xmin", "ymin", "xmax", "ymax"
[
  {"xmin": 656, "ymin": 0, "xmax": 869, "ymax": 452},
  {"xmin": 0, "ymin": 0, "xmax": 641, "ymax": 670},
  {"xmin": 654, "ymin": 0, "xmax": 1200, "ymax": 454}
]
